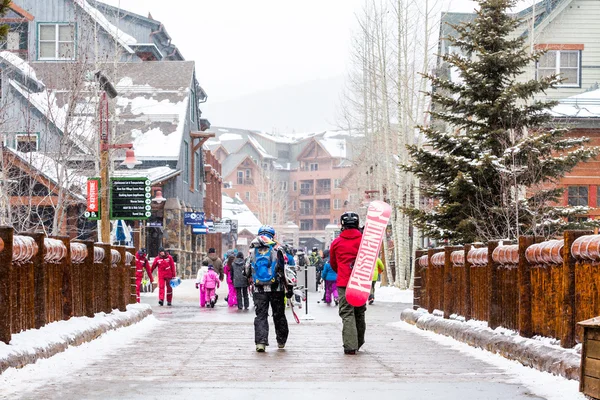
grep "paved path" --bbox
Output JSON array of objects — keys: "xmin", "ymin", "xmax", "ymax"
[{"xmin": 4, "ymin": 281, "xmax": 545, "ymax": 399}]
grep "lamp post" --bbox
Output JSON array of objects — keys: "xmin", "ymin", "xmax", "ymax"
[{"xmin": 97, "ymin": 72, "xmax": 141, "ymax": 243}]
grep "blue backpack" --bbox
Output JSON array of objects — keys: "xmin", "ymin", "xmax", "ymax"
[{"xmin": 252, "ymin": 246, "xmax": 278, "ymax": 285}]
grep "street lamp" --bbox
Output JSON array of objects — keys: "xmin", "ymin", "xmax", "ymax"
[{"xmin": 97, "ymin": 71, "xmax": 141, "ymax": 243}]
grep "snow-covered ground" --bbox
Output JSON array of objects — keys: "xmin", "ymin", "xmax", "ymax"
[
  {"xmin": 374, "ymin": 283, "xmax": 413, "ymax": 303},
  {"xmin": 0, "ymin": 303, "xmax": 154, "ymax": 362},
  {"xmin": 391, "ymin": 321, "xmax": 585, "ymax": 400}
]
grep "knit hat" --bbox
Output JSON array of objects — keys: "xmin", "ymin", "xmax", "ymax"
[
  {"xmin": 208, "ymin": 264, "xmax": 214, "ymax": 270},
  {"xmin": 236, "ymin": 252, "xmax": 244, "ymax": 259},
  {"xmin": 208, "ymin": 248, "xmax": 216, "ymax": 253}
]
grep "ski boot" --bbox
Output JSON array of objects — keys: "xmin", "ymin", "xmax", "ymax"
[
  {"xmin": 167, "ymin": 302, "xmax": 172, "ymax": 306},
  {"xmin": 278, "ymin": 343, "xmax": 285, "ymax": 349},
  {"xmin": 256, "ymin": 344, "xmax": 266, "ymax": 352},
  {"xmin": 210, "ymin": 300, "xmax": 215, "ymax": 308},
  {"xmin": 158, "ymin": 300, "xmax": 164, "ymax": 306}
]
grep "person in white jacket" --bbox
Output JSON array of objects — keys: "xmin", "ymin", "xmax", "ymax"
[{"xmin": 195, "ymin": 264, "xmax": 209, "ymax": 307}]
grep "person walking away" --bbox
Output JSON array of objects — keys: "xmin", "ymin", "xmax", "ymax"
[
  {"xmin": 232, "ymin": 252, "xmax": 250, "ymax": 310},
  {"xmin": 202, "ymin": 265, "xmax": 220, "ymax": 308},
  {"xmin": 320, "ymin": 249, "xmax": 338, "ymax": 306},
  {"xmin": 135, "ymin": 248, "xmax": 153, "ymax": 303},
  {"xmin": 224, "ymin": 254, "xmax": 238, "ymax": 307},
  {"xmin": 369, "ymin": 258, "xmax": 385, "ymax": 305},
  {"xmin": 329, "ymin": 212, "xmax": 364, "ymax": 355},
  {"xmin": 248, "ymin": 225, "xmax": 293, "ymax": 352},
  {"xmin": 195, "ymin": 263, "xmax": 209, "ymax": 307},
  {"xmin": 151, "ymin": 247, "xmax": 176, "ymax": 306},
  {"xmin": 203, "ymin": 248, "xmax": 224, "ymax": 282}
]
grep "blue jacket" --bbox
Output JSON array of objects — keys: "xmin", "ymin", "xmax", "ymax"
[{"xmin": 321, "ymin": 259, "xmax": 337, "ymax": 281}]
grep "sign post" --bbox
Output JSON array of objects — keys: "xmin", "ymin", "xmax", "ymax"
[{"xmin": 85, "ymin": 177, "xmax": 101, "ymax": 220}]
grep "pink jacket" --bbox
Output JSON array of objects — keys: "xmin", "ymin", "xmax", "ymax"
[
  {"xmin": 203, "ymin": 269, "xmax": 220, "ymax": 289},
  {"xmin": 224, "ymin": 263, "xmax": 234, "ymax": 285}
]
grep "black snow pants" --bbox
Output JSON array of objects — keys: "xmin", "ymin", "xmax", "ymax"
[
  {"xmin": 236, "ymin": 286, "xmax": 250, "ymax": 309},
  {"xmin": 253, "ymin": 291, "xmax": 288, "ymax": 346}
]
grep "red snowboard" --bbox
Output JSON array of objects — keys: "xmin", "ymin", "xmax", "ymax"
[{"xmin": 346, "ymin": 200, "xmax": 392, "ymax": 307}]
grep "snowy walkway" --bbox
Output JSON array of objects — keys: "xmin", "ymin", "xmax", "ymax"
[{"xmin": 0, "ymin": 280, "xmax": 583, "ymax": 399}]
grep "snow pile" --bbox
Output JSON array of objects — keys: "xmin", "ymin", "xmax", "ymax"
[
  {"xmin": 375, "ymin": 284, "xmax": 414, "ymax": 303},
  {"xmin": 551, "ymin": 89, "xmax": 600, "ymax": 118},
  {"xmin": 74, "ymin": 0, "xmax": 137, "ymax": 51},
  {"xmin": 222, "ymin": 192, "xmax": 263, "ymax": 233},
  {"xmin": 392, "ymin": 320, "xmax": 584, "ymax": 400},
  {"xmin": 0, "ymin": 303, "xmax": 153, "ymax": 372},
  {"xmin": 0, "ymin": 51, "xmax": 42, "ymax": 88}
]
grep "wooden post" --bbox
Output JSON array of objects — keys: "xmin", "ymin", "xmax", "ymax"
[
  {"xmin": 24, "ymin": 233, "xmax": 44, "ymax": 330},
  {"xmin": 443, "ymin": 246, "xmax": 462, "ymax": 319},
  {"xmin": 488, "ymin": 240, "xmax": 501, "ymax": 330},
  {"xmin": 518, "ymin": 236, "xmax": 535, "ymax": 338},
  {"xmin": 0, "ymin": 227, "xmax": 14, "ymax": 344},
  {"xmin": 97, "ymin": 243, "xmax": 112, "ymax": 314},
  {"xmin": 74, "ymin": 240, "xmax": 95, "ymax": 318},
  {"xmin": 413, "ymin": 250, "xmax": 425, "ymax": 310},
  {"xmin": 33, "ymin": 234, "xmax": 49, "ymax": 329},
  {"xmin": 562, "ymin": 230, "xmax": 592, "ymax": 348},
  {"xmin": 464, "ymin": 244, "xmax": 473, "ymax": 321}
]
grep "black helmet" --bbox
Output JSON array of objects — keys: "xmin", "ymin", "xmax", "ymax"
[
  {"xmin": 312, "ymin": 247, "xmax": 318, "ymax": 252},
  {"xmin": 340, "ymin": 212, "xmax": 359, "ymax": 229},
  {"xmin": 158, "ymin": 246, "xmax": 165, "ymax": 253}
]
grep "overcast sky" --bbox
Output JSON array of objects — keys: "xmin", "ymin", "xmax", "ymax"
[{"xmin": 98, "ymin": 0, "xmax": 537, "ymax": 130}]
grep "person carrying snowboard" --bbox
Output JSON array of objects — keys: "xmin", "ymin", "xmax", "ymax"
[
  {"xmin": 135, "ymin": 248, "xmax": 153, "ymax": 303},
  {"xmin": 247, "ymin": 225, "xmax": 293, "ymax": 352},
  {"xmin": 329, "ymin": 212, "xmax": 364, "ymax": 355},
  {"xmin": 151, "ymin": 247, "xmax": 176, "ymax": 306},
  {"xmin": 202, "ymin": 265, "xmax": 220, "ymax": 308}
]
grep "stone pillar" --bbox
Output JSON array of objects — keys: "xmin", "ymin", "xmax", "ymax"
[{"xmin": 164, "ymin": 197, "xmax": 183, "ymax": 277}]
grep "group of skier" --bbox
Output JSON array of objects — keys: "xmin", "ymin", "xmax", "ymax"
[{"xmin": 134, "ymin": 211, "xmax": 383, "ymax": 354}]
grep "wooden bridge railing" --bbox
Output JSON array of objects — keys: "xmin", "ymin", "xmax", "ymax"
[
  {"xmin": 413, "ymin": 230, "xmax": 600, "ymax": 348},
  {"xmin": 0, "ymin": 226, "xmax": 137, "ymax": 344}
]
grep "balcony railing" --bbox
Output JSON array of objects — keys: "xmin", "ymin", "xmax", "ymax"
[
  {"xmin": 315, "ymin": 208, "xmax": 331, "ymax": 215},
  {"xmin": 300, "ymin": 188, "xmax": 314, "ymax": 196},
  {"xmin": 316, "ymin": 187, "xmax": 331, "ymax": 195},
  {"xmin": 236, "ymin": 179, "xmax": 254, "ymax": 185},
  {"xmin": 299, "ymin": 208, "xmax": 314, "ymax": 216}
]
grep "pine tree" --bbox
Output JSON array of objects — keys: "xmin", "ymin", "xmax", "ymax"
[{"xmin": 405, "ymin": 0, "xmax": 599, "ymax": 244}]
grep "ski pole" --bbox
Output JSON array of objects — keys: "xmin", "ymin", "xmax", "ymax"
[{"xmin": 305, "ymin": 265, "xmax": 308, "ymax": 315}]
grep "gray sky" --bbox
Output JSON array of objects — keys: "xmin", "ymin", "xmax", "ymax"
[{"xmin": 99, "ymin": 0, "xmax": 536, "ymax": 130}]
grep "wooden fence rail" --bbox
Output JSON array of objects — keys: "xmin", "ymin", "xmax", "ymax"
[
  {"xmin": 413, "ymin": 230, "xmax": 600, "ymax": 348},
  {"xmin": 0, "ymin": 227, "xmax": 138, "ymax": 345}
]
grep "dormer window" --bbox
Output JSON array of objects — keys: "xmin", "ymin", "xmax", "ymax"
[
  {"xmin": 535, "ymin": 45, "xmax": 583, "ymax": 88},
  {"xmin": 38, "ymin": 23, "xmax": 75, "ymax": 60}
]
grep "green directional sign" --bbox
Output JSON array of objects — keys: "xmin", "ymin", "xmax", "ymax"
[{"xmin": 110, "ymin": 177, "xmax": 152, "ymax": 220}]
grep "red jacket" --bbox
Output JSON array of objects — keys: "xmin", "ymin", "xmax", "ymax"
[
  {"xmin": 329, "ymin": 228, "xmax": 362, "ymax": 287},
  {"xmin": 151, "ymin": 254, "xmax": 176, "ymax": 278},
  {"xmin": 135, "ymin": 252, "xmax": 153, "ymax": 283}
]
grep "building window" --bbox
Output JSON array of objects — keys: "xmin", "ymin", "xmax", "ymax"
[
  {"xmin": 194, "ymin": 151, "xmax": 200, "ymax": 191},
  {"xmin": 300, "ymin": 220, "xmax": 313, "ymax": 231},
  {"xmin": 334, "ymin": 178, "xmax": 342, "ymax": 188},
  {"xmin": 38, "ymin": 23, "xmax": 75, "ymax": 60},
  {"xmin": 333, "ymin": 199, "xmax": 341, "ymax": 210},
  {"xmin": 310, "ymin": 163, "xmax": 318, "ymax": 171},
  {"xmin": 293, "ymin": 201, "xmax": 297, "ymax": 211},
  {"xmin": 272, "ymin": 213, "xmax": 277, "ymax": 224},
  {"xmin": 237, "ymin": 171, "xmax": 244, "ymax": 185},
  {"xmin": 15, "ymin": 133, "xmax": 38, "ymax": 152},
  {"xmin": 245, "ymin": 191, "xmax": 250, "ymax": 201},
  {"xmin": 258, "ymin": 192, "xmax": 265, "ymax": 200},
  {"xmin": 537, "ymin": 50, "xmax": 581, "ymax": 87},
  {"xmin": 568, "ymin": 186, "xmax": 588, "ymax": 206},
  {"xmin": 183, "ymin": 140, "xmax": 189, "ymax": 183},
  {"xmin": 280, "ymin": 181, "xmax": 288, "ymax": 191},
  {"xmin": 293, "ymin": 181, "xmax": 297, "ymax": 191}
]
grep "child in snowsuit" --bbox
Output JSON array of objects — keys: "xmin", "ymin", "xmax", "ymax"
[
  {"xmin": 223, "ymin": 255, "xmax": 238, "ymax": 307},
  {"xmin": 135, "ymin": 248, "xmax": 153, "ymax": 303},
  {"xmin": 202, "ymin": 265, "xmax": 220, "ymax": 308},
  {"xmin": 320, "ymin": 249, "xmax": 338, "ymax": 305},
  {"xmin": 195, "ymin": 264, "xmax": 209, "ymax": 307}
]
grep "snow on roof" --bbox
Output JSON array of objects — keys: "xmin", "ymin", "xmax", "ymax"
[
  {"xmin": 318, "ymin": 138, "xmax": 346, "ymax": 158},
  {"xmin": 222, "ymin": 193, "xmax": 262, "ymax": 233},
  {"xmin": 221, "ymin": 153, "xmax": 249, "ymax": 178},
  {"xmin": 550, "ymin": 89, "xmax": 600, "ymax": 118},
  {"xmin": 74, "ymin": 0, "xmax": 136, "ymax": 53},
  {"xmin": 220, "ymin": 133, "xmax": 244, "ymax": 141},
  {"xmin": 0, "ymin": 51, "xmax": 43, "ymax": 90},
  {"xmin": 112, "ymin": 166, "xmax": 180, "ymax": 184},
  {"xmin": 247, "ymin": 135, "xmax": 275, "ymax": 159},
  {"xmin": 7, "ymin": 148, "xmax": 86, "ymax": 200}
]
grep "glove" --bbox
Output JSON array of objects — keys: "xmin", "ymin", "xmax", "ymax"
[{"xmin": 286, "ymin": 290, "xmax": 293, "ymax": 299}]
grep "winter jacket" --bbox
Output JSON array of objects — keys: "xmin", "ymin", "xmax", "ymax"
[
  {"xmin": 329, "ymin": 228, "xmax": 362, "ymax": 287},
  {"xmin": 373, "ymin": 258, "xmax": 385, "ymax": 281},
  {"xmin": 135, "ymin": 252, "xmax": 153, "ymax": 282},
  {"xmin": 321, "ymin": 258, "xmax": 337, "ymax": 282},
  {"xmin": 151, "ymin": 254, "xmax": 176, "ymax": 278},
  {"xmin": 224, "ymin": 262, "xmax": 234, "ymax": 285},
  {"xmin": 203, "ymin": 269, "xmax": 220, "ymax": 289},
  {"xmin": 203, "ymin": 254, "xmax": 224, "ymax": 281},
  {"xmin": 232, "ymin": 258, "xmax": 248, "ymax": 288},
  {"xmin": 196, "ymin": 266, "xmax": 209, "ymax": 285}
]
